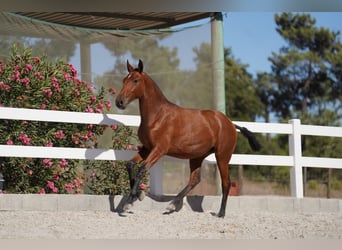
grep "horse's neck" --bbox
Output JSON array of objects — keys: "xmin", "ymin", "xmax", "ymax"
[{"xmin": 139, "ymin": 75, "xmax": 170, "ymax": 123}]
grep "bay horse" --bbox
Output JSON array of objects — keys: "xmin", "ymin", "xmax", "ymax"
[{"xmin": 115, "ymin": 60, "xmax": 260, "ymax": 218}]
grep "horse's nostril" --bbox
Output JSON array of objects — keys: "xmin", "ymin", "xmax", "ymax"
[{"xmin": 116, "ymin": 98, "xmax": 124, "ymax": 109}]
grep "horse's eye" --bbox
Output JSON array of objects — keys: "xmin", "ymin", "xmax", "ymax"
[{"xmin": 133, "ymin": 79, "xmax": 138, "ymax": 84}]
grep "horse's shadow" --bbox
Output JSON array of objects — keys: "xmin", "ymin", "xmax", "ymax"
[
  {"xmin": 108, "ymin": 195, "xmax": 134, "ymax": 217},
  {"xmin": 148, "ymin": 194, "xmax": 205, "ymax": 213},
  {"xmin": 108, "ymin": 194, "xmax": 205, "ymax": 216}
]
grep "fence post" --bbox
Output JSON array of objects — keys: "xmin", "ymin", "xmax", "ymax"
[
  {"xmin": 288, "ymin": 119, "xmax": 304, "ymax": 198},
  {"xmin": 149, "ymin": 161, "xmax": 163, "ymax": 196}
]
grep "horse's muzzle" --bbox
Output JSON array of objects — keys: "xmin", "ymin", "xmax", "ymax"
[{"xmin": 115, "ymin": 97, "xmax": 126, "ymax": 109}]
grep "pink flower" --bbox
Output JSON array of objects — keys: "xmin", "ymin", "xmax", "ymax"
[
  {"xmin": 28, "ymin": 170, "xmax": 33, "ymax": 175},
  {"xmin": 43, "ymin": 158, "xmax": 53, "ymax": 168},
  {"xmin": 13, "ymin": 71, "xmax": 20, "ymax": 81},
  {"xmin": 72, "ymin": 89, "xmax": 80, "ymax": 96},
  {"xmin": 25, "ymin": 64, "xmax": 33, "ymax": 72},
  {"xmin": 20, "ymin": 77, "xmax": 30, "ymax": 88},
  {"xmin": 6, "ymin": 140, "xmax": 13, "ymax": 145},
  {"xmin": 47, "ymin": 181, "xmax": 58, "ymax": 193},
  {"xmin": 90, "ymin": 172, "xmax": 95, "ymax": 178},
  {"xmin": 34, "ymin": 71, "xmax": 44, "ymax": 80},
  {"xmin": 64, "ymin": 73, "xmax": 71, "ymax": 81},
  {"xmin": 47, "ymin": 181, "xmax": 55, "ymax": 189},
  {"xmin": 73, "ymin": 179, "xmax": 80, "ymax": 188},
  {"xmin": 68, "ymin": 63, "xmax": 78, "ymax": 77},
  {"xmin": 87, "ymin": 130, "xmax": 93, "ymax": 137},
  {"xmin": 97, "ymin": 102, "xmax": 104, "ymax": 111},
  {"xmin": 18, "ymin": 132, "xmax": 31, "ymax": 145},
  {"xmin": 111, "ymin": 124, "xmax": 118, "ymax": 130},
  {"xmin": 0, "ymin": 81, "xmax": 11, "ymax": 92},
  {"xmin": 42, "ymin": 88, "xmax": 53, "ymax": 97},
  {"xmin": 40, "ymin": 103, "xmax": 46, "ymax": 109},
  {"xmin": 90, "ymin": 96, "xmax": 97, "ymax": 103},
  {"xmin": 59, "ymin": 158, "xmax": 68, "ymax": 168},
  {"xmin": 65, "ymin": 183, "xmax": 73, "ymax": 192},
  {"xmin": 33, "ymin": 57, "xmax": 41, "ymax": 64},
  {"xmin": 54, "ymin": 175, "xmax": 60, "ymax": 181},
  {"xmin": 52, "ymin": 77, "xmax": 61, "ymax": 92},
  {"xmin": 105, "ymin": 101, "xmax": 112, "ymax": 111},
  {"xmin": 140, "ymin": 183, "xmax": 147, "ymax": 190},
  {"xmin": 85, "ymin": 106, "xmax": 94, "ymax": 113},
  {"xmin": 55, "ymin": 130, "xmax": 65, "ymax": 139},
  {"xmin": 39, "ymin": 188, "xmax": 46, "ymax": 194},
  {"xmin": 87, "ymin": 85, "xmax": 94, "ymax": 92}
]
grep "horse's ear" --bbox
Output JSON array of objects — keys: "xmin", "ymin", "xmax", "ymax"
[
  {"xmin": 138, "ymin": 59, "xmax": 143, "ymax": 73},
  {"xmin": 127, "ymin": 60, "xmax": 134, "ymax": 73}
]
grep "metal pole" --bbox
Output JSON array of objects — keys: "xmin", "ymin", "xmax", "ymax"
[
  {"xmin": 211, "ymin": 12, "xmax": 226, "ymax": 195},
  {"xmin": 80, "ymin": 41, "xmax": 92, "ymax": 83}
]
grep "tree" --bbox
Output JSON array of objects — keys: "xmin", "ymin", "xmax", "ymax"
[
  {"xmin": 268, "ymin": 13, "xmax": 342, "ymax": 196},
  {"xmin": 0, "ymin": 36, "xmax": 76, "ymax": 63},
  {"xmin": 269, "ymin": 13, "xmax": 341, "ymax": 121},
  {"xmin": 225, "ymin": 48, "xmax": 263, "ymax": 122}
]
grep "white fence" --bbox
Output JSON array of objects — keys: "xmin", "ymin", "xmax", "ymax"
[{"xmin": 0, "ymin": 107, "xmax": 341, "ymax": 198}]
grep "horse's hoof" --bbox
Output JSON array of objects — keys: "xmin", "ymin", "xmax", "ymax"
[
  {"xmin": 210, "ymin": 212, "xmax": 225, "ymax": 218},
  {"xmin": 123, "ymin": 202, "xmax": 132, "ymax": 211},
  {"xmin": 138, "ymin": 190, "xmax": 145, "ymax": 201},
  {"xmin": 166, "ymin": 202, "xmax": 176, "ymax": 212}
]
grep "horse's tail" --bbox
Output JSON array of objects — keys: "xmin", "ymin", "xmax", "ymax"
[{"xmin": 234, "ymin": 124, "xmax": 261, "ymax": 151}]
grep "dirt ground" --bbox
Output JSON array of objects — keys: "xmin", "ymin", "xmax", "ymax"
[{"xmin": 0, "ymin": 207, "xmax": 341, "ymax": 239}]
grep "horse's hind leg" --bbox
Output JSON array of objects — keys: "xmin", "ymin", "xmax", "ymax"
[
  {"xmin": 215, "ymin": 156, "xmax": 231, "ymax": 218},
  {"xmin": 166, "ymin": 157, "xmax": 204, "ymax": 213}
]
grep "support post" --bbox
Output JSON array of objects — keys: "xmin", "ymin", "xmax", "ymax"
[
  {"xmin": 80, "ymin": 41, "xmax": 92, "ymax": 83},
  {"xmin": 211, "ymin": 12, "xmax": 226, "ymax": 114},
  {"xmin": 289, "ymin": 119, "xmax": 304, "ymax": 198},
  {"xmin": 211, "ymin": 12, "xmax": 225, "ymax": 195}
]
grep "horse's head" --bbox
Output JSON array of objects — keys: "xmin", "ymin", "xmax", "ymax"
[{"xmin": 116, "ymin": 60, "xmax": 145, "ymax": 110}]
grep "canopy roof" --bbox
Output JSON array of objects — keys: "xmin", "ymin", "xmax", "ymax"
[{"xmin": 1, "ymin": 12, "xmax": 212, "ymax": 42}]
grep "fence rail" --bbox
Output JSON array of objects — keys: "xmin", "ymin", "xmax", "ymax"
[{"xmin": 1, "ymin": 107, "xmax": 341, "ymax": 198}]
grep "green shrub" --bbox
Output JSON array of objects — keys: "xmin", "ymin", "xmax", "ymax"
[
  {"xmin": 331, "ymin": 177, "xmax": 342, "ymax": 190},
  {"xmin": 307, "ymin": 180, "xmax": 319, "ymax": 191}
]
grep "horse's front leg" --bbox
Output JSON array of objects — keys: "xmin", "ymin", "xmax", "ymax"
[{"xmin": 124, "ymin": 146, "xmax": 165, "ymax": 211}]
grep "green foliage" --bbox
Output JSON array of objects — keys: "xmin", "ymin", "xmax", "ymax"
[
  {"xmin": 269, "ymin": 13, "xmax": 341, "ymax": 120},
  {"xmin": 307, "ymin": 180, "xmax": 319, "ymax": 191},
  {"xmin": 85, "ymin": 125, "xmax": 149, "ymax": 195},
  {"xmin": 0, "ymin": 45, "xmax": 138, "ymax": 194},
  {"xmin": 274, "ymin": 167, "xmax": 290, "ymax": 186},
  {"xmin": 225, "ymin": 48, "xmax": 263, "ymax": 122},
  {"xmin": 331, "ymin": 177, "xmax": 342, "ymax": 190}
]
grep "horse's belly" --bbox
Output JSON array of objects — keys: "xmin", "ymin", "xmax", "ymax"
[{"xmin": 166, "ymin": 140, "xmax": 214, "ymax": 159}]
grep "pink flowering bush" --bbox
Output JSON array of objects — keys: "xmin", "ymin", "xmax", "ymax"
[{"xmin": 0, "ymin": 45, "xmax": 142, "ymax": 194}]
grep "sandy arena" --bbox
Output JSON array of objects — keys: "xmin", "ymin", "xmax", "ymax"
[{"xmin": 0, "ymin": 194, "xmax": 341, "ymax": 239}]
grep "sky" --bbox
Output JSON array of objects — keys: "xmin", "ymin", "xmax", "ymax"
[{"xmin": 70, "ymin": 12, "xmax": 342, "ymax": 79}]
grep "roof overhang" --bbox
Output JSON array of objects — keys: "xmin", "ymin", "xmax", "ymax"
[{"xmin": 1, "ymin": 12, "xmax": 212, "ymax": 42}]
